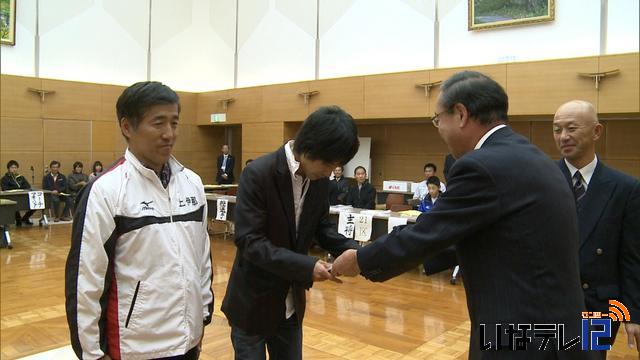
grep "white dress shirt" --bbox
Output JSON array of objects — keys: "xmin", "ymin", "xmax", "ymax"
[
  {"xmin": 474, "ymin": 124, "xmax": 507, "ymax": 150},
  {"xmin": 283, "ymin": 140, "xmax": 310, "ymax": 319},
  {"xmin": 564, "ymin": 155, "xmax": 598, "ymax": 191}
]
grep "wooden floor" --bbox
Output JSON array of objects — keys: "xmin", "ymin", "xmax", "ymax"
[{"xmin": 1, "ymin": 224, "xmax": 637, "ymax": 359}]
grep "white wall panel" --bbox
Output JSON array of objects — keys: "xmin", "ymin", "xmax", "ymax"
[
  {"xmin": 0, "ymin": 0, "xmax": 37, "ymax": 76},
  {"xmin": 439, "ymin": 0, "xmax": 600, "ymax": 68},
  {"xmin": 237, "ymin": 0, "xmax": 316, "ymax": 87},
  {"xmin": 607, "ymin": 0, "xmax": 639, "ymax": 54},
  {"xmin": 319, "ymin": 0, "xmax": 435, "ymax": 79},
  {"xmin": 150, "ymin": 0, "xmax": 235, "ymax": 92},
  {"xmin": 39, "ymin": 0, "xmax": 148, "ymax": 85}
]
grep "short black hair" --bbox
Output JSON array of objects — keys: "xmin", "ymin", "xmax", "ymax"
[
  {"xmin": 424, "ymin": 163, "xmax": 436, "ymax": 172},
  {"xmin": 92, "ymin": 161, "xmax": 103, "ymax": 173},
  {"xmin": 427, "ymin": 176, "xmax": 441, "ymax": 188},
  {"xmin": 116, "ymin": 81, "xmax": 180, "ymax": 130},
  {"xmin": 354, "ymin": 166, "xmax": 367, "ymax": 175},
  {"xmin": 439, "ymin": 71, "xmax": 508, "ymax": 125},
  {"xmin": 50, "ymin": 160, "xmax": 60, "ymax": 168},
  {"xmin": 73, "ymin": 161, "xmax": 83, "ymax": 170},
  {"xmin": 334, "ymin": 165, "xmax": 344, "ymax": 172},
  {"xmin": 7, "ymin": 160, "xmax": 19, "ymax": 169},
  {"xmin": 294, "ymin": 106, "xmax": 359, "ymax": 166}
]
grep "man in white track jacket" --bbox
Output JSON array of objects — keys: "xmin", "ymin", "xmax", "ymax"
[{"xmin": 65, "ymin": 81, "xmax": 213, "ymax": 360}]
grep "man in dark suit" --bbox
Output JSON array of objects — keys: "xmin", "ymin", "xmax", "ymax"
[
  {"xmin": 216, "ymin": 144, "xmax": 235, "ymax": 184},
  {"xmin": 328, "ymin": 165, "xmax": 350, "ymax": 205},
  {"xmin": 221, "ymin": 106, "xmax": 360, "ymax": 360},
  {"xmin": 333, "ymin": 71, "xmax": 595, "ymax": 358},
  {"xmin": 554, "ymin": 100, "xmax": 640, "ymax": 356}
]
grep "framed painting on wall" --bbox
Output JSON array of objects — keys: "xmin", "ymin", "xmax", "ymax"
[
  {"xmin": 468, "ymin": 0, "xmax": 555, "ymax": 31},
  {"xmin": 1, "ymin": 0, "xmax": 16, "ymax": 45}
]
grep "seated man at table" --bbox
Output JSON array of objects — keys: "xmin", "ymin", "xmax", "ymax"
[
  {"xmin": 417, "ymin": 176, "xmax": 441, "ymax": 213},
  {"xmin": 345, "ymin": 166, "xmax": 376, "ymax": 209},
  {"xmin": 43, "ymin": 160, "xmax": 73, "ymax": 222},
  {"xmin": 1, "ymin": 160, "xmax": 36, "ymax": 226}
]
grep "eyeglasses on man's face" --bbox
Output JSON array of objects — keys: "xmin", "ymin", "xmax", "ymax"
[{"xmin": 431, "ymin": 108, "xmax": 451, "ymax": 128}]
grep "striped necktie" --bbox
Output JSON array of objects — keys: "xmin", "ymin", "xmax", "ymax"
[{"xmin": 573, "ymin": 171, "xmax": 586, "ymax": 209}]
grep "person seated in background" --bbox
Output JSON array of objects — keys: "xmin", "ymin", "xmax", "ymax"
[
  {"xmin": 1, "ymin": 160, "xmax": 36, "ymax": 226},
  {"xmin": 345, "ymin": 166, "xmax": 376, "ymax": 209},
  {"xmin": 68, "ymin": 161, "xmax": 89, "ymax": 198},
  {"xmin": 417, "ymin": 176, "xmax": 441, "ymax": 212},
  {"xmin": 42, "ymin": 160, "xmax": 73, "ymax": 222},
  {"xmin": 413, "ymin": 163, "xmax": 446, "ymax": 202},
  {"xmin": 328, "ymin": 165, "xmax": 350, "ymax": 205},
  {"xmin": 88, "ymin": 161, "xmax": 103, "ymax": 180}
]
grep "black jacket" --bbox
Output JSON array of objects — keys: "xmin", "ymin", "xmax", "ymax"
[
  {"xmin": 345, "ymin": 181, "xmax": 376, "ymax": 209},
  {"xmin": 1, "ymin": 172, "xmax": 31, "ymax": 191},
  {"xmin": 328, "ymin": 176, "xmax": 350, "ymax": 205},
  {"xmin": 357, "ymin": 127, "xmax": 593, "ymax": 358},
  {"xmin": 216, "ymin": 154, "xmax": 235, "ymax": 184},
  {"xmin": 221, "ymin": 146, "xmax": 358, "ymax": 336},
  {"xmin": 558, "ymin": 159, "xmax": 640, "ymax": 325},
  {"xmin": 43, "ymin": 172, "xmax": 69, "ymax": 193}
]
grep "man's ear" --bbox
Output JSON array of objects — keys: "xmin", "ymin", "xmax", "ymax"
[
  {"xmin": 453, "ymin": 103, "xmax": 469, "ymax": 128},
  {"xmin": 592, "ymin": 122, "xmax": 603, "ymax": 141},
  {"xmin": 120, "ymin": 117, "xmax": 132, "ymax": 140}
]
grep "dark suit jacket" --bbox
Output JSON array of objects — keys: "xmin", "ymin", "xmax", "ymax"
[
  {"xmin": 558, "ymin": 159, "xmax": 640, "ymax": 325},
  {"xmin": 357, "ymin": 127, "xmax": 592, "ymax": 358},
  {"xmin": 43, "ymin": 172, "xmax": 69, "ymax": 193},
  {"xmin": 216, "ymin": 154, "xmax": 235, "ymax": 184},
  {"xmin": 221, "ymin": 146, "xmax": 359, "ymax": 336},
  {"xmin": 328, "ymin": 176, "xmax": 350, "ymax": 205},
  {"xmin": 345, "ymin": 181, "xmax": 376, "ymax": 209}
]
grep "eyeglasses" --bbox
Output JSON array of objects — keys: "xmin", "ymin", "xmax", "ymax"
[{"xmin": 431, "ymin": 109, "xmax": 450, "ymax": 128}]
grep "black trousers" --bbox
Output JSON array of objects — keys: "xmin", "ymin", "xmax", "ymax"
[{"xmin": 230, "ymin": 314, "xmax": 302, "ymax": 360}]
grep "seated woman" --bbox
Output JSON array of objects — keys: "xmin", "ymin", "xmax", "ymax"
[
  {"xmin": 68, "ymin": 161, "xmax": 89, "ymax": 197},
  {"xmin": 417, "ymin": 176, "xmax": 441, "ymax": 213},
  {"xmin": 88, "ymin": 161, "xmax": 103, "ymax": 180},
  {"xmin": 344, "ymin": 166, "xmax": 376, "ymax": 209}
]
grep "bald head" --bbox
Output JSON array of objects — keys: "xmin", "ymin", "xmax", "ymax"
[{"xmin": 553, "ymin": 100, "xmax": 602, "ymax": 168}]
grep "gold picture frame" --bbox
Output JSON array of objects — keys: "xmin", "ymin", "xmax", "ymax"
[
  {"xmin": 1, "ymin": 0, "xmax": 16, "ymax": 45},
  {"xmin": 468, "ymin": 0, "xmax": 555, "ymax": 31}
]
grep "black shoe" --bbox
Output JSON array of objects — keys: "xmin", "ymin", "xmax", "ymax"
[{"xmin": 22, "ymin": 219, "xmax": 34, "ymax": 226}]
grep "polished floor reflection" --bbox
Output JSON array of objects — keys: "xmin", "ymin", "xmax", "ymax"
[{"xmin": 1, "ymin": 225, "xmax": 637, "ymax": 359}]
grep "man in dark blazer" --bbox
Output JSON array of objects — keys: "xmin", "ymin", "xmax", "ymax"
[
  {"xmin": 328, "ymin": 165, "xmax": 350, "ymax": 205},
  {"xmin": 216, "ymin": 144, "xmax": 235, "ymax": 184},
  {"xmin": 554, "ymin": 100, "xmax": 640, "ymax": 356},
  {"xmin": 333, "ymin": 71, "xmax": 595, "ymax": 358},
  {"xmin": 222, "ymin": 106, "xmax": 360, "ymax": 360}
]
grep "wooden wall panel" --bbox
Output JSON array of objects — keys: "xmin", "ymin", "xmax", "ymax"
[
  {"xmin": 173, "ymin": 123, "xmax": 192, "ymax": 153},
  {"xmin": 1, "ymin": 117, "xmax": 43, "ymax": 152},
  {"xmin": 0, "ymin": 75, "xmax": 42, "ymax": 118},
  {"xmin": 605, "ymin": 120, "xmax": 640, "ymax": 159},
  {"xmin": 100, "ymin": 84, "xmax": 125, "ymax": 121},
  {"xmin": 428, "ymin": 64, "xmax": 507, "ymax": 116},
  {"xmin": 191, "ymin": 151, "xmax": 217, "ymax": 185},
  {"xmin": 598, "ymin": 53, "xmax": 640, "ymax": 114},
  {"xmin": 173, "ymin": 151, "xmax": 192, "ymax": 169},
  {"xmin": 195, "ymin": 90, "xmax": 228, "ymax": 125},
  {"xmin": 242, "ymin": 122, "xmax": 284, "ymax": 154},
  {"xmin": 0, "ymin": 152, "xmax": 44, "ymax": 187},
  {"xmin": 364, "ymin": 70, "xmax": 429, "ymax": 119},
  {"xmin": 91, "ymin": 121, "xmax": 118, "ymax": 152},
  {"xmin": 192, "ymin": 126, "xmax": 225, "ymax": 152},
  {"xmin": 41, "ymin": 79, "xmax": 101, "ymax": 120},
  {"xmin": 43, "ymin": 120, "xmax": 91, "ymax": 152},
  {"xmin": 262, "ymin": 82, "xmax": 309, "ymax": 122},
  {"xmin": 227, "ymin": 87, "xmax": 263, "ymax": 124},
  {"xmin": 90, "ymin": 152, "xmax": 118, "ymax": 170},
  {"xmin": 508, "ymin": 57, "xmax": 598, "ymax": 115},
  {"xmin": 602, "ymin": 158, "xmax": 640, "ymax": 179},
  {"xmin": 309, "ymin": 77, "xmax": 364, "ymax": 118},
  {"xmin": 283, "ymin": 122, "xmax": 302, "ymax": 142},
  {"xmin": 43, "ymin": 152, "xmax": 92, "ymax": 177},
  {"xmin": 508, "ymin": 121, "xmax": 532, "ymax": 140},
  {"xmin": 177, "ymin": 92, "xmax": 197, "ymax": 125}
]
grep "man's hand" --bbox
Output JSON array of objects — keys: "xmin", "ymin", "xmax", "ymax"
[
  {"xmin": 312, "ymin": 260, "xmax": 342, "ymax": 283},
  {"xmin": 625, "ymin": 322, "xmax": 640, "ymax": 352},
  {"xmin": 332, "ymin": 249, "xmax": 360, "ymax": 277}
]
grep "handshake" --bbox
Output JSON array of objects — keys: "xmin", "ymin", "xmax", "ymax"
[{"xmin": 312, "ymin": 249, "xmax": 361, "ymax": 283}]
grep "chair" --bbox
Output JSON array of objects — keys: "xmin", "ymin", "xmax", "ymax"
[
  {"xmin": 385, "ymin": 193, "xmax": 406, "ymax": 210},
  {"xmin": 390, "ymin": 204, "xmax": 412, "ymax": 212}
]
